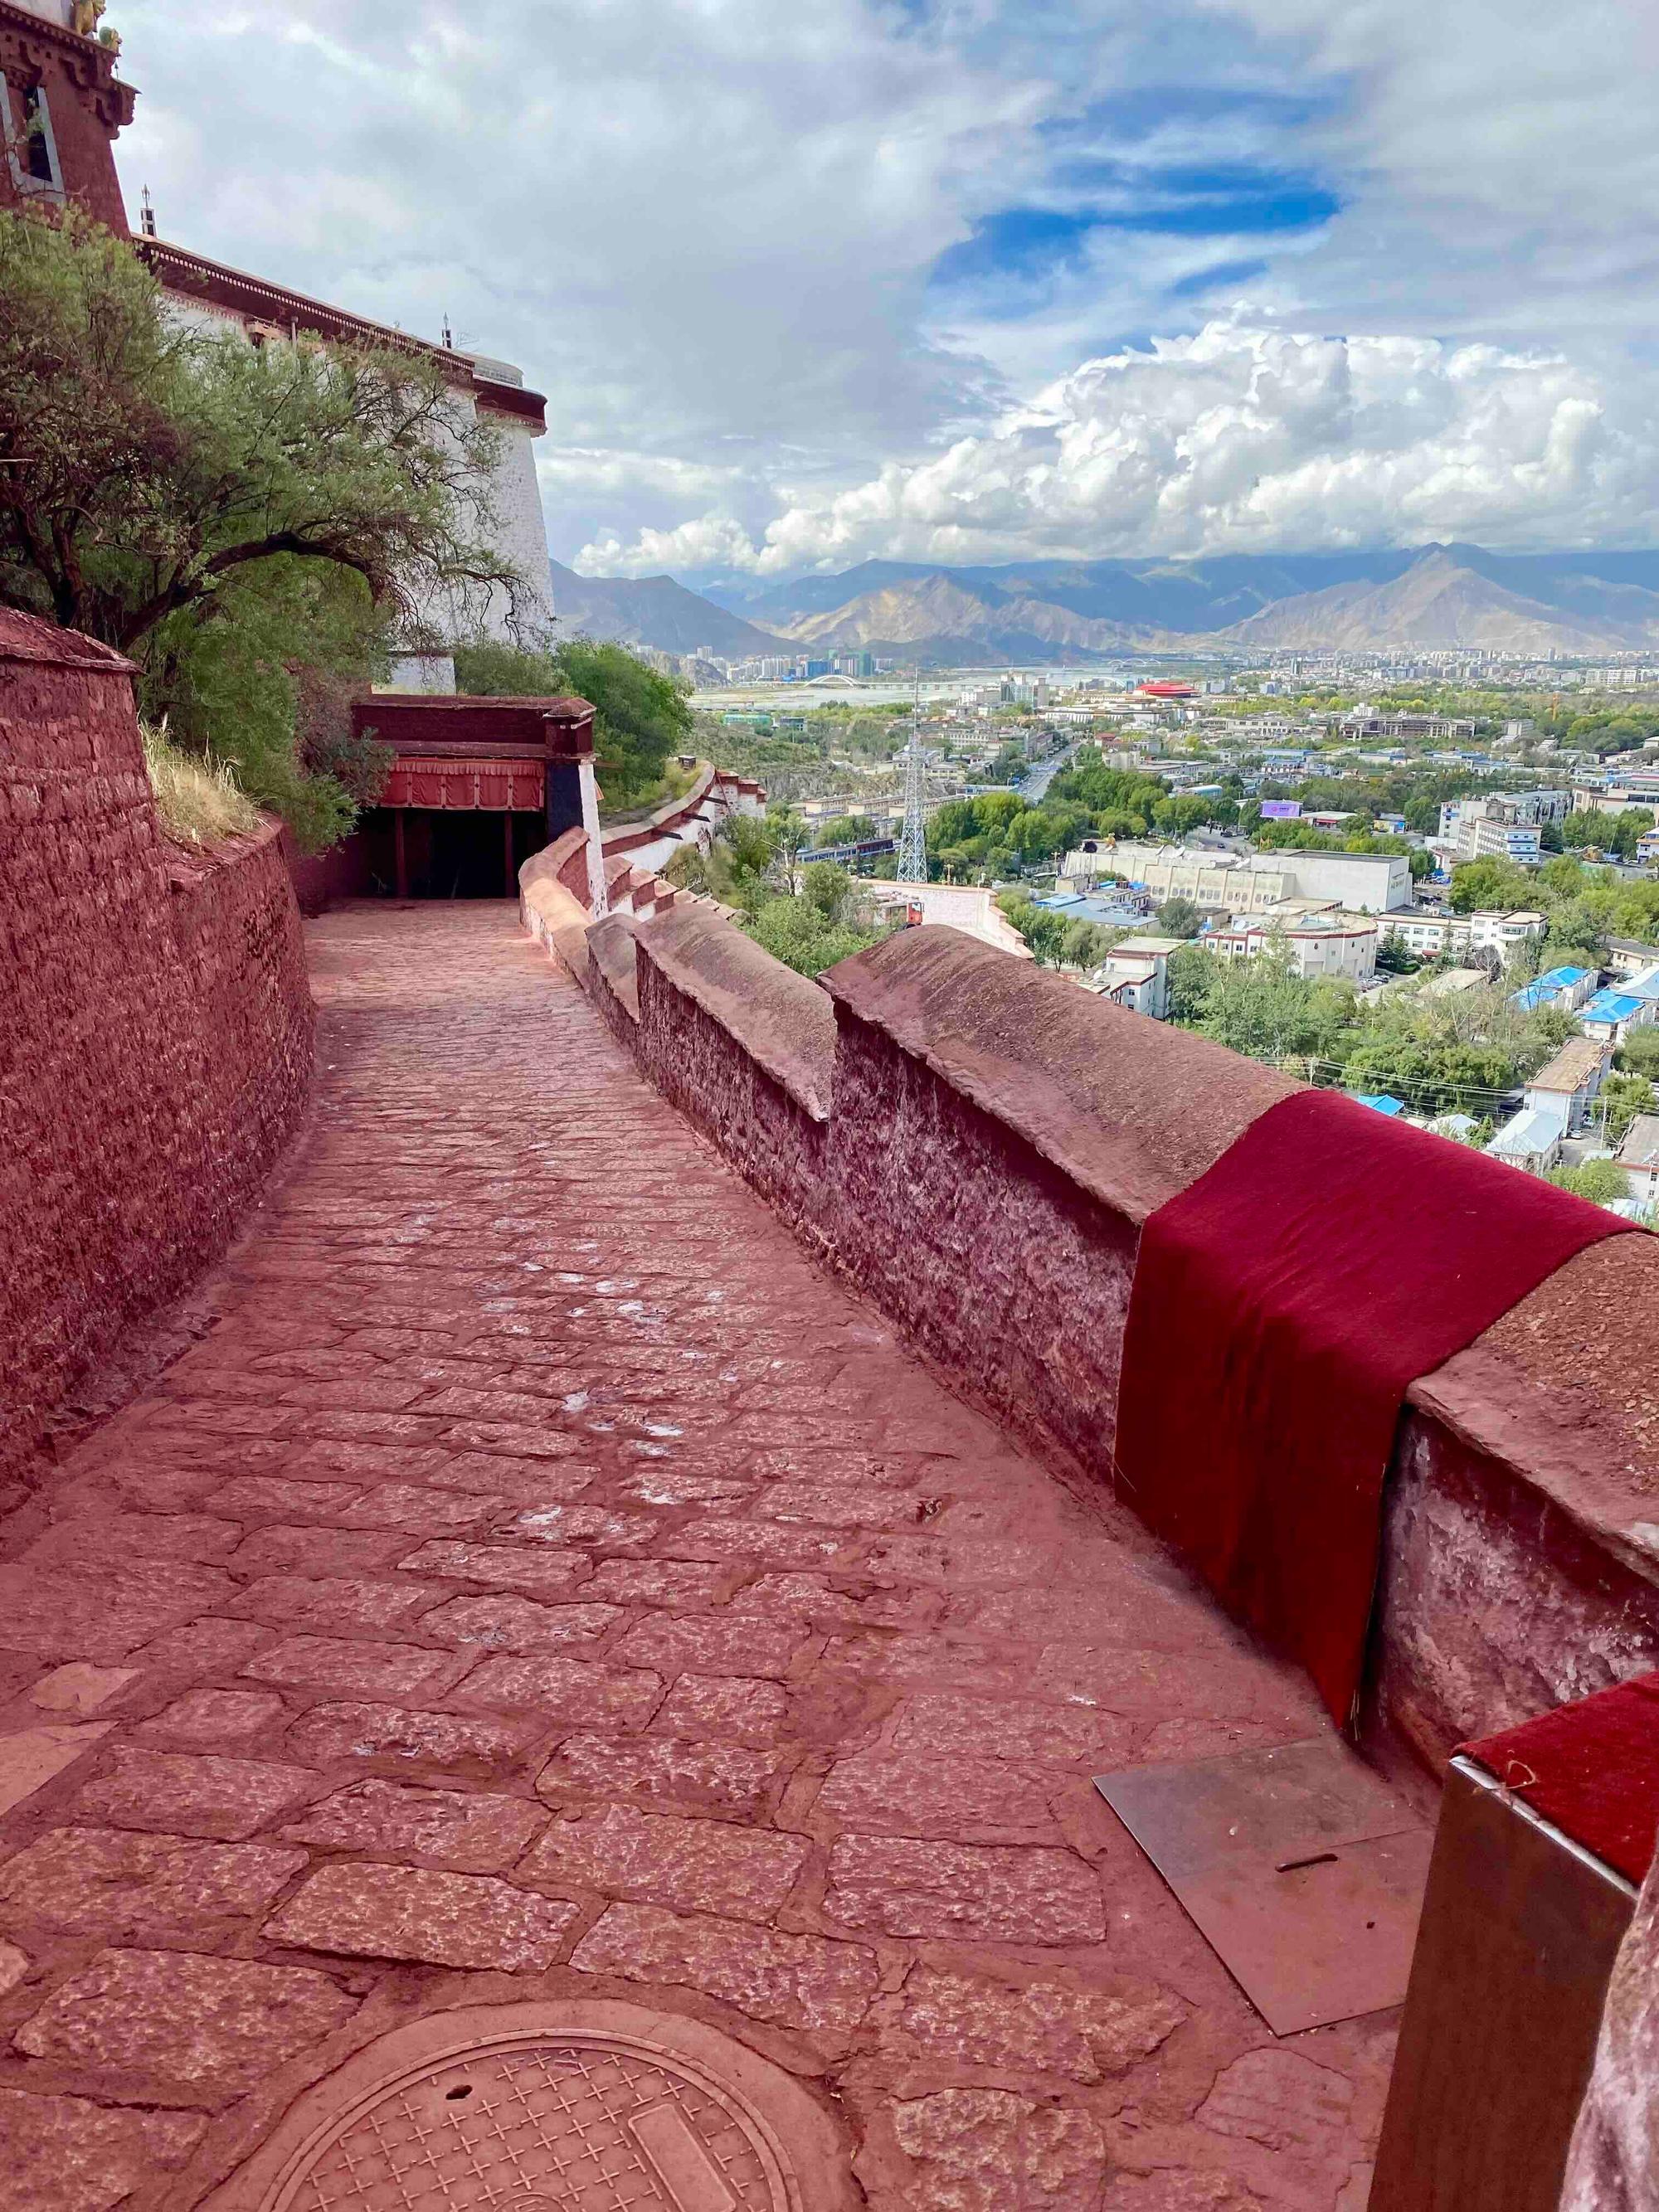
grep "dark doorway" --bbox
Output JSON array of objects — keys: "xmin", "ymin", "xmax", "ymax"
[{"xmin": 355, "ymin": 809, "xmax": 547, "ymax": 898}]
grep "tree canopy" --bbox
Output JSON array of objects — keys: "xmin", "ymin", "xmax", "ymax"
[
  {"xmin": 453, "ymin": 637, "xmax": 694, "ymax": 808},
  {"xmin": 0, "ymin": 206, "xmax": 528, "ymax": 843}
]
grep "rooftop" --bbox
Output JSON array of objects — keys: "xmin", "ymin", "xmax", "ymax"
[
  {"xmin": 1528, "ymin": 1036, "xmax": 1613, "ymax": 1092},
  {"xmin": 1618, "ymin": 1113, "xmax": 1659, "ymax": 1171}
]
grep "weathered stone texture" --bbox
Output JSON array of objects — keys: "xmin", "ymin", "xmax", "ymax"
[
  {"xmin": 13, "ymin": 1947, "xmax": 356, "ymax": 2094},
  {"xmin": 0, "ymin": 610, "xmax": 312, "ymax": 1509},
  {"xmin": 265, "ymin": 1863, "xmax": 579, "ymax": 1971},
  {"xmin": 0, "ymin": 903, "xmax": 1386, "ymax": 2206}
]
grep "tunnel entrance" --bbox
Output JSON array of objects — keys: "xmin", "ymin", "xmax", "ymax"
[{"xmin": 358, "ymin": 809, "xmax": 549, "ymax": 899}]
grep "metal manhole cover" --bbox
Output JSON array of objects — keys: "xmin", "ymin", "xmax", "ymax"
[{"xmin": 282, "ymin": 2034, "xmax": 789, "ymax": 2210}]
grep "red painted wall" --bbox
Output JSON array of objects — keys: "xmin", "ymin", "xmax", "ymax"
[
  {"xmin": 0, "ymin": 5, "xmax": 133, "ymax": 232},
  {"xmin": 562, "ymin": 903, "xmax": 1659, "ymax": 1787},
  {"xmin": 0, "ymin": 610, "xmax": 313, "ymax": 1508}
]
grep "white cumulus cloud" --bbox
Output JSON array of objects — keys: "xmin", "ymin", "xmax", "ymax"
[{"xmin": 596, "ymin": 319, "xmax": 1659, "ymax": 575}]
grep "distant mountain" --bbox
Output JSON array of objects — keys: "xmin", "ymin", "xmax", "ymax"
[
  {"xmin": 548, "ymin": 561, "xmax": 786, "ymax": 656},
  {"xmin": 562, "ymin": 543, "xmax": 1659, "ymax": 663},
  {"xmin": 1221, "ymin": 547, "xmax": 1659, "ymax": 652}
]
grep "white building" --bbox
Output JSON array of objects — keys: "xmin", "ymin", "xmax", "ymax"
[
  {"xmin": 1438, "ymin": 790, "xmax": 1569, "ymax": 865},
  {"xmin": 1202, "ymin": 906, "xmax": 1379, "ymax": 984},
  {"xmin": 1089, "ymin": 936, "xmax": 1185, "ymax": 1018},
  {"xmin": 1525, "ymin": 1037, "xmax": 1613, "ymax": 1134},
  {"xmin": 1616, "ymin": 1116, "xmax": 1659, "ymax": 1209},
  {"xmin": 1380, "ymin": 908, "xmax": 1548, "ymax": 968},
  {"xmin": 1066, "ymin": 841, "xmax": 1410, "ymax": 915}
]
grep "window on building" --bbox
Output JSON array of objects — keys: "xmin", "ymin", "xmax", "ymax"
[{"xmin": 2, "ymin": 76, "xmax": 64, "ymax": 195}]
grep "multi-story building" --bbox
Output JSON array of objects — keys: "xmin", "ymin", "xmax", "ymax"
[
  {"xmin": 1067, "ymin": 842, "xmax": 1411, "ymax": 915},
  {"xmin": 1380, "ymin": 907, "xmax": 1549, "ymax": 966},
  {"xmin": 1202, "ymin": 905, "xmax": 1379, "ymax": 984},
  {"xmin": 1572, "ymin": 773, "xmax": 1659, "ymax": 816},
  {"xmin": 1511, "ymin": 965, "xmax": 1598, "ymax": 1016},
  {"xmin": 1089, "ymin": 936, "xmax": 1185, "ymax": 1018},
  {"xmin": 1438, "ymin": 791, "xmax": 1570, "ymax": 864}
]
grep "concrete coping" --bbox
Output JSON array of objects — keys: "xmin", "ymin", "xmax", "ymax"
[
  {"xmin": 820, "ymin": 924, "xmax": 1297, "ymax": 1224},
  {"xmin": 635, "ymin": 905, "xmax": 835, "ymax": 1122}
]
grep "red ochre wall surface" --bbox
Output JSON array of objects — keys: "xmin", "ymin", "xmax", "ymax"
[
  {"xmin": 523, "ymin": 881, "xmax": 1659, "ymax": 1788},
  {"xmin": 0, "ymin": 610, "xmax": 313, "ymax": 1506},
  {"xmin": 0, "ymin": 2, "xmax": 134, "ymax": 233}
]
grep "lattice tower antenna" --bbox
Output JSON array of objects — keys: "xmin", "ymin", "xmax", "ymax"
[{"xmin": 895, "ymin": 670, "xmax": 929, "ymax": 882}]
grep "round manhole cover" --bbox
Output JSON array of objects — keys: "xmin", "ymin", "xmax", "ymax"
[{"xmin": 267, "ymin": 2026, "xmax": 798, "ymax": 2212}]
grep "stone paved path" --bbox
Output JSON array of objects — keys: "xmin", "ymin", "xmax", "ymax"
[{"xmin": 0, "ymin": 903, "xmax": 1394, "ymax": 2210}]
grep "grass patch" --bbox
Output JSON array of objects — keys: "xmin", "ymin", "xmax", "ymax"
[{"xmin": 143, "ymin": 722, "xmax": 263, "ymax": 847}]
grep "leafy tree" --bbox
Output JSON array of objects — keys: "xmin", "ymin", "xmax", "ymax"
[
  {"xmin": 1152, "ymin": 795, "xmax": 1211, "ymax": 839},
  {"xmin": 1448, "ymin": 857, "xmax": 1536, "ymax": 913},
  {"xmin": 1340, "ymin": 1037, "xmax": 1515, "ymax": 1114},
  {"xmin": 1617, "ymin": 1027, "xmax": 1659, "ymax": 1081},
  {"xmin": 1196, "ymin": 947, "xmax": 1349, "ymax": 1064},
  {"xmin": 1155, "ymin": 896, "xmax": 1204, "ymax": 939},
  {"xmin": 1, "ymin": 205, "xmax": 526, "ymax": 841},
  {"xmin": 1165, "ymin": 942, "xmax": 1214, "ymax": 1023},
  {"xmin": 1545, "ymin": 1158, "xmax": 1632, "ymax": 1206},
  {"xmin": 743, "ymin": 893, "xmax": 879, "ymax": 977},
  {"xmin": 1600, "ymin": 1073, "xmax": 1657, "ymax": 1143},
  {"xmin": 1374, "ymin": 936, "xmax": 1421, "ymax": 975},
  {"xmin": 801, "ymin": 860, "xmax": 857, "ymax": 923},
  {"xmin": 454, "ymin": 637, "xmax": 693, "ymax": 806}
]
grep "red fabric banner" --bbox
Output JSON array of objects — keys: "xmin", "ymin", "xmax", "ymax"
[
  {"xmin": 382, "ymin": 760, "xmax": 544, "ymax": 810},
  {"xmin": 1113, "ymin": 1089, "xmax": 1634, "ymax": 1726},
  {"xmin": 1466, "ymin": 1672, "xmax": 1659, "ymax": 1884}
]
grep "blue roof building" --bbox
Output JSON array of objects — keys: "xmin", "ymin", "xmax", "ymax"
[
  {"xmin": 1353, "ymin": 1093, "xmax": 1408, "ymax": 1116},
  {"xmin": 1511, "ymin": 965, "xmax": 1594, "ymax": 1014},
  {"xmin": 1580, "ymin": 989, "xmax": 1649, "ymax": 1043}
]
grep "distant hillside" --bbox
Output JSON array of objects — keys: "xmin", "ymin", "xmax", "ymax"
[
  {"xmin": 1220, "ymin": 547, "xmax": 1659, "ymax": 652},
  {"xmin": 548, "ymin": 561, "xmax": 786, "ymax": 656},
  {"xmin": 562, "ymin": 543, "xmax": 1659, "ymax": 662}
]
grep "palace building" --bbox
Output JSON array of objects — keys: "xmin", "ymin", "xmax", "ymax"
[{"xmin": 0, "ymin": 0, "xmax": 554, "ymax": 668}]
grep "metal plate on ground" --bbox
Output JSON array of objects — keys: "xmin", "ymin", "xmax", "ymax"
[
  {"xmin": 1096, "ymin": 1736, "xmax": 1433, "ymax": 2035},
  {"xmin": 273, "ymin": 2036, "xmax": 791, "ymax": 2210}
]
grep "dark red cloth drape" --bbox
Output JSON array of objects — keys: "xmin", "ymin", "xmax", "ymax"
[
  {"xmin": 1113, "ymin": 1089, "xmax": 1634, "ymax": 1726},
  {"xmin": 1466, "ymin": 1672, "xmax": 1659, "ymax": 1884}
]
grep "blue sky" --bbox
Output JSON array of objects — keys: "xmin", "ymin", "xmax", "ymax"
[{"xmin": 112, "ymin": 0, "xmax": 1659, "ymax": 576}]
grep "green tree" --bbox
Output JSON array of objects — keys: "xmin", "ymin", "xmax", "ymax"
[
  {"xmin": 1545, "ymin": 1158, "xmax": 1632, "ymax": 1206},
  {"xmin": 801, "ymin": 860, "xmax": 856, "ymax": 923},
  {"xmin": 1155, "ymin": 896, "xmax": 1204, "ymax": 939},
  {"xmin": 1197, "ymin": 947, "xmax": 1346, "ymax": 1063},
  {"xmin": 1, "ymin": 205, "xmax": 524, "ymax": 842},
  {"xmin": 1448, "ymin": 857, "xmax": 1536, "ymax": 913},
  {"xmin": 453, "ymin": 637, "xmax": 693, "ymax": 806},
  {"xmin": 1616, "ymin": 1028, "xmax": 1659, "ymax": 1081},
  {"xmin": 1165, "ymin": 941, "xmax": 1214, "ymax": 1023},
  {"xmin": 1600, "ymin": 1072, "xmax": 1657, "ymax": 1143},
  {"xmin": 742, "ymin": 894, "xmax": 879, "ymax": 977}
]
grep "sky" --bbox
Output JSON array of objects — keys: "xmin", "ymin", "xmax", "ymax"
[{"xmin": 113, "ymin": 0, "xmax": 1659, "ymax": 582}]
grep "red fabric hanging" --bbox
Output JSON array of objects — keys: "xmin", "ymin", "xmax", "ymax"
[
  {"xmin": 1112, "ymin": 1088, "xmax": 1634, "ymax": 1726},
  {"xmin": 1466, "ymin": 1672, "xmax": 1659, "ymax": 1885}
]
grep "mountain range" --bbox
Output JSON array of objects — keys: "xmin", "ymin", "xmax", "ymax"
[{"xmin": 548, "ymin": 545, "xmax": 1659, "ymax": 664}]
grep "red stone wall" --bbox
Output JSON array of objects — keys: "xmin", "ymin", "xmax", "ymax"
[
  {"xmin": 0, "ymin": 611, "xmax": 313, "ymax": 1505},
  {"xmin": 550, "ymin": 903, "xmax": 1659, "ymax": 1782},
  {"xmin": 0, "ymin": 3, "xmax": 133, "ymax": 232}
]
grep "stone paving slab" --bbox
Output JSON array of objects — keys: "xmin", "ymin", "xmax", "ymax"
[{"xmin": 0, "ymin": 903, "xmax": 1394, "ymax": 2209}]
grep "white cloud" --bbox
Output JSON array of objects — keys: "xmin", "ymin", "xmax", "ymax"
[
  {"xmin": 597, "ymin": 319, "xmax": 1659, "ymax": 572},
  {"xmin": 109, "ymin": 0, "xmax": 1659, "ymax": 574},
  {"xmin": 575, "ymin": 515, "xmax": 766, "ymax": 576}
]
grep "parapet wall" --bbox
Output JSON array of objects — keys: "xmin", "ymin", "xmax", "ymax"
[
  {"xmin": 538, "ymin": 894, "xmax": 1659, "ymax": 1781},
  {"xmin": 0, "ymin": 610, "xmax": 314, "ymax": 1506}
]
